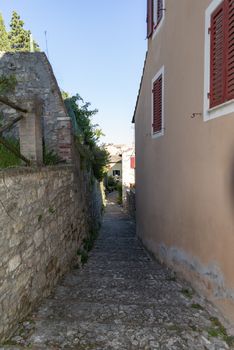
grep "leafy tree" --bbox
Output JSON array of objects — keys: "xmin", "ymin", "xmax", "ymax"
[
  {"xmin": 8, "ymin": 11, "xmax": 39, "ymax": 52},
  {"xmin": 63, "ymin": 92, "xmax": 110, "ymax": 181},
  {"xmin": 8, "ymin": 11, "xmax": 29, "ymax": 51},
  {"xmin": 92, "ymin": 145, "xmax": 110, "ymax": 181},
  {"xmin": 0, "ymin": 13, "xmax": 11, "ymax": 51},
  {"xmin": 65, "ymin": 94, "xmax": 99, "ymax": 146}
]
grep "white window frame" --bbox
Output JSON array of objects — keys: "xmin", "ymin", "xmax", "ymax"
[
  {"xmin": 151, "ymin": 66, "xmax": 165, "ymax": 139},
  {"xmin": 203, "ymin": 0, "xmax": 234, "ymax": 121},
  {"xmin": 152, "ymin": 0, "xmax": 165, "ymax": 40}
]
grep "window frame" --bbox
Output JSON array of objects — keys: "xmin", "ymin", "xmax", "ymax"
[
  {"xmin": 152, "ymin": 0, "xmax": 165, "ymax": 40},
  {"xmin": 204, "ymin": 0, "xmax": 234, "ymax": 121},
  {"xmin": 151, "ymin": 66, "xmax": 165, "ymax": 139},
  {"xmin": 147, "ymin": 0, "xmax": 165, "ymax": 39}
]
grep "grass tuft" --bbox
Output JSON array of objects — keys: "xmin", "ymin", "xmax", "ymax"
[
  {"xmin": 181, "ymin": 288, "xmax": 193, "ymax": 299},
  {"xmin": 207, "ymin": 317, "xmax": 234, "ymax": 346},
  {"xmin": 0, "ymin": 138, "xmax": 21, "ymax": 168},
  {"xmin": 191, "ymin": 303, "xmax": 204, "ymax": 310}
]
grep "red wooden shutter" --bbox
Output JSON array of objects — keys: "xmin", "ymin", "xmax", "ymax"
[
  {"xmin": 210, "ymin": 1, "xmax": 226, "ymax": 108},
  {"xmin": 147, "ymin": 0, "xmax": 153, "ymax": 38},
  {"xmin": 226, "ymin": 0, "xmax": 234, "ymax": 101},
  {"xmin": 130, "ymin": 157, "xmax": 135, "ymax": 169},
  {"xmin": 152, "ymin": 75, "xmax": 162, "ymax": 133},
  {"xmin": 157, "ymin": 0, "xmax": 163, "ymax": 24}
]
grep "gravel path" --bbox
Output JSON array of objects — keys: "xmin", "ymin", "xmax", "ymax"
[{"xmin": 1, "ymin": 193, "xmax": 234, "ymax": 349}]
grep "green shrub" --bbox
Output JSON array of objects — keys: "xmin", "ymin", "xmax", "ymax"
[
  {"xmin": 108, "ymin": 175, "xmax": 115, "ymax": 186},
  {"xmin": 43, "ymin": 146, "xmax": 61, "ymax": 165},
  {"xmin": 0, "ymin": 138, "xmax": 21, "ymax": 168},
  {"xmin": 206, "ymin": 317, "xmax": 234, "ymax": 345},
  {"xmin": 181, "ymin": 288, "xmax": 193, "ymax": 299},
  {"xmin": 117, "ymin": 182, "xmax": 122, "ymax": 204},
  {"xmin": 76, "ymin": 229, "xmax": 99, "ymax": 266},
  {"xmin": 107, "ymin": 175, "xmax": 116, "ymax": 188},
  {"xmin": 63, "ymin": 93, "xmax": 109, "ymax": 181},
  {"xmin": 92, "ymin": 146, "xmax": 109, "ymax": 181},
  {"xmin": 191, "ymin": 303, "xmax": 204, "ymax": 310}
]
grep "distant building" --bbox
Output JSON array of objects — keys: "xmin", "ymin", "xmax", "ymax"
[
  {"xmin": 105, "ymin": 143, "xmax": 135, "ymax": 205},
  {"xmin": 122, "ymin": 146, "xmax": 135, "ymax": 205},
  {"xmin": 105, "ymin": 144, "xmax": 123, "ymax": 180}
]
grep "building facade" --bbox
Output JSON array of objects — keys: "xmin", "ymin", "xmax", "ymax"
[
  {"xmin": 122, "ymin": 146, "xmax": 135, "ymax": 206},
  {"xmin": 106, "ymin": 144, "xmax": 123, "ymax": 180},
  {"xmin": 133, "ymin": 0, "xmax": 234, "ymax": 322}
]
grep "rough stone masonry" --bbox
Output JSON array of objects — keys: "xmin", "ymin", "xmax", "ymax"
[
  {"xmin": 0, "ymin": 165, "xmax": 103, "ymax": 341},
  {"xmin": 1, "ymin": 193, "xmax": 234, "ymax": 349},
  {"xmin": 0, "ymin": 51, "xmax": 72, "ymax": 162}
]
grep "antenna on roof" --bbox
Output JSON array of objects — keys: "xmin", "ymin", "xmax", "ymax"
[{"xmin": 44, "ymin": 30, "xmax": 49, "ymax": 59}]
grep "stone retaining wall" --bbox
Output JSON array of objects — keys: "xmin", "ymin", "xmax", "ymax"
[
  {"xmin": 126, "ymin": 189, "xmax": 136, "ymax": 219},
  {"xmin": 0, "ymin": 165, "xmax": 102, "ymax": 341}
]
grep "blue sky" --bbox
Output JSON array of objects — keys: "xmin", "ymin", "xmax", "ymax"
[{"xmin": 1, "ymin": 1, "xmax": 146, "ymax": 144}]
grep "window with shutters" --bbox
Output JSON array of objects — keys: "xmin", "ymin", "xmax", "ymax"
[
  {"xmin": 152, "ymin": 66, "xmax": 164, "ymax": 138},
  {"xmin": 204, "ymin": 0, "xmax": 234, "ymax": 121},
  {"xmin": 147, "ymin": 0, "xmax": 165, "ymax": 39}
]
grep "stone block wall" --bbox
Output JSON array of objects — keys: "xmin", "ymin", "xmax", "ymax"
[
  {"xmin": 0, "ymin": 52, "xmax": 72, "ymax": 162},
  {"xmin": 0, "ymin": 165, "xmax": 102, "ymax": 341}
]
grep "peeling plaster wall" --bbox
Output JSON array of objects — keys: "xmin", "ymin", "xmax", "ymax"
[
  {"xmin": 142, "ymin": 238, "xmax": 234, "ymax": 301},
  {"xmin": 140, "ymin": 236, "xmax": 234, "ymax": 323}
]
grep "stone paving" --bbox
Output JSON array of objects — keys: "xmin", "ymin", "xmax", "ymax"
[{"xmin": 1, "ymin": 193, "xmax": 234, "ymax": 349}]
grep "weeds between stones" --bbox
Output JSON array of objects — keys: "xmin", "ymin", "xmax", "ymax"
[
  {"xmin": 191, "ymin": 303, "xmax": 204, "ymax": 311},
  {"xmin": 181, "ymin": 288, "xmax": 193, "ymax": 299},
  {"xmin": 76, "ymin": 228, "xmax": 99, "ymax": 266},
  {"xmin": 207, "ymin": 317, "xmax": 234, "ymax": 346}
]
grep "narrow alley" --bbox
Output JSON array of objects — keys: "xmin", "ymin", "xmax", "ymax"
[{"xmin": 2, "ymin": 194, "xmax": 233, "ymax": 350}]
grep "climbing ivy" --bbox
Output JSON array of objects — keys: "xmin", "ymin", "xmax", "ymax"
[{"xmin": 63, "ymin": 92, "xmax": 110, "ymax": 181}]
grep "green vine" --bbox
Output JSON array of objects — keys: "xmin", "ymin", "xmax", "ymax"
[
  {"xmin": 0, "ymin": 74, "xmax": 17, "ymax": 95},
  {"xmin": 63, "ymin": 92, "xmax": 110, "ymax": 181}
]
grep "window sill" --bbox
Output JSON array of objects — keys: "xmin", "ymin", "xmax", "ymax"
[
  {"xmin": 152, "ymin": 130, "xmax": 164, "ymax": 139},
  {"xmin": 204, "ymin": 98, "xmax": 234, "ymax": 121},
  {"xmin": 152, "ymin": 17, "xmax": 164, "ymax": 40}
]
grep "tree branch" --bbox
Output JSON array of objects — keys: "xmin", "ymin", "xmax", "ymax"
[
  {"xmin": 0, "ymin": 115, "xmax": 24, "ymax": 135},
  {"xmin": 0, "ymin": 136, "xmax": 31, "ymax": 165},
  {"xmin": 0, "ymin": 96, "xmax": 28, "ymax": 113}
]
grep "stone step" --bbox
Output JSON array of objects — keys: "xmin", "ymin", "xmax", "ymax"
[
  {"xmin": 33, "ymin": 300, "xmax": 210, "ymax": 330},
  {"xmin": 51, "ymin": 283, "xmax": 191, "ymax": 307},
  {"xmin": 19, "ymin": 319, "xmax": 227, "ymax": 350},
  {"xmin": 69, "ymin": 267, "xmax": 172, "ymax": 282}
]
